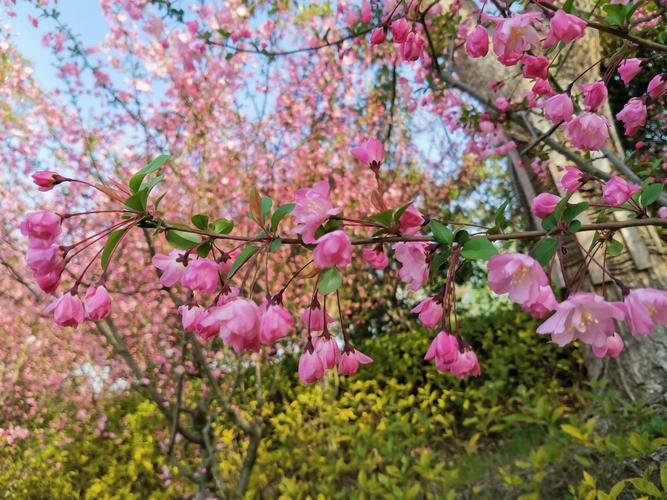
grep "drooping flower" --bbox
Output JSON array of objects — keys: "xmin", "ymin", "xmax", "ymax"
[
  {"xmin": 293, "ymin": 180, "xmax": 340, "ymax": 244},
  {"xmin": 20, "ymin": 211, "xmax": 61, "ymax": 248},
  {"xmin": 259, "ymin": 303, "xmax": 294, "ymax": 344},
  {"xmin": 487, "ymin": 253, "xmax": 549, "ymax": 306},
  {"xmin": 361, "ymin": 247, "xmax": 389, "ymax": 269},
  {"xmin": 152, "ymin": 250, "xmax": 187, "ymax": 287},
  {"xmin": 465, "ymin": 25, "xmax": 489, "ymax": 58},
  {"xmin": 412, "ymin": 297, "xmax": 443, "ymax": 329},
  {"xmin": 313, "ymin": 335, "xmax": 341, "ymax": 369},
  {"xmin": 390, "ymin": 18, "xmax": 409, "ymax": 43},
  {"xmin": 180, "ymin": 259, "xmax": 219, "ymax": 294},
  {"xmin": 618, "ymin": 58, "xmax": 641, "ymax": 85},
  {"xmin": 448, "ymin": 350, "xmax": 481, "ymax": 379},
  {"xmin": 298, "ymin": 347, "xmax": 325, "ymax": 384},
  {"xmin": 200, "ymin": 299, "xmax": 261, "ymax": 352},
  {"xmin": 522, "ymin": 55, "xmax": 549, "ymax": 80},
  {"xmin": 489, "ymin": 11, "xmax": 542, "ymax": 65},
  {"xmin": 83, "ymin": 285, "xmax": 112, "ymax": 321},
  {"xmin": 621, "ymin": 288, "xmax": 667, "ymax": 337},
  {"xmin": 338, "ymin": 348, "xmax": 373, "ymax": 376},
  {"xmin": 532, "ymin": 79, "xmax": 554, "ymax": 96},
  {"xmin": 193, "ymin": 309, "xmax": 222, "ymax": 340},
  {"xmin": 392, "ymin": 242, "xmax": 428, "ymax": 291},
  {"xmin": 424, "ymin": 330, "xmax": 459, "ymax": 370},
  {"xmin": 541, "ymin": 93, "xmax": 573, "ymax": 123},
  {"xmin": 536, "ymin": 292, "xmax": 625, "ymax": 347},
  {"xmin": 32, "ymin": 171, "xmax": 61, "ymax": 192},
  {"xmin": 313, "ymin": 230, "xmax": 352, "ymax": 270},
  {"xmin": 360, "ymin": 0, "xmax": 371, "ymax": 23},
  {"xmin": 45, "ymin": 292, "xmax": 85, "ymax": 328},
  {"xmin": 548, "ymin": 9, "xmax": 587, "ymax": 44},
  {"xmin": 36, "ymin": 269, "xmax": 62, "ymax": 295},
  {"xmin": 560, "ymin": 166, "xmax": 584, "ymax": 194},
  {"xmin": 647, "ymin": 74, "xmax": 666, "ymax": 99},
  {"xmin": 26, "ymin": 245, "xmax": 63, "ymax": 276},
  {"xmin": 178, "ymin": 304, "xmax": 205, "ymax": 333},
  {"xmin": 566, "ymin": 112, "xmax": 609, "ymax": 151},
  {"xmin": 521, "ymin": 285, "xmax": 558, "ymax": 319},
  {"xmin": 592, "ymin": 332, "xmax": 624, "ymax": 358},
  {"xmin": 579, "ymin": 81, "xmax": 608, "ymax": 112},
  {"xmin": 601, "ymin": 175, "xmax": 641, "ymax": 206},
  {"xmin": 300, "ymin": 305, "xmax": 335, "ymax": 332},
  {"xmin": 531, "ymin": 193, "xmax": 561, "ymax": 218},
  {"xmin": 398, "ymin": 205, "xmax": 424, "ymax": 235},
  {"xmin": 350, "ymin": 137, "xmax": 384, "ymax": 166},
  {"xmin": 399, "ymin": 32, "xmax": 425, "ymax": 62},
  {"xmin": 370, "ymin": 27, "xmax": 386, "ymax": 45},
  {"xmin": 615, "ymin": 97, "xmax": 646, "ymax": 136}
]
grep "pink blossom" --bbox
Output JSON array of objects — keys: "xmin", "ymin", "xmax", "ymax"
[
  {"xmin": 399, "ymin": 32, "xmax": 425, "ymax": 62},
  {"xmin": 521, "ymin": 285, "xmax": 558, "ymax": 319},
  {"xmin": 592, "ymin": 332, "xmax": 624, "ymax": 358},
  {"xmin": 361, "ymin": 247, "xmax": 389, "ymax": 269},
  {"xmin": 522, "ymin": 55, "xmax": 549, "ymax": 80},
  {"xmin": 45, "ymin": 292, "xmax": 85, "ymax": 328},
  {"xmin": 20, "ymin": 211, "xmax": 61, "ymax": 248},
  {"xmin": 424, "ymin": 330, "xmax": 459, "ymax": 370},
  {"xmin": 178, "ymin": 304, "xmax": 205, "ymax": 333},
  {"xmin": 338, "ymin": 348, "xmax": 373, "ymax": 376},
  {"xmin": 465, "ymin": 25, "xmax": 489, "ymax": 58},
  {"xmin": 579, "ymin": 81, "xmax": 607, "ymax": 112},
  {"xmin": 487, "ymin": 253, "xmax": 548, "ymax": 305},
  {"xmin": 313, "ymin": 230, "xmax": 352, "ymax": 270},
  {"xmin": 350, "ymin": 137, "xmax": 384, "ymax": 166},
  {"xmin": 532, "ymin": 79, "xmax": 554, "ymax": 96},
  {"xmin": 549, "ymin": 10, "xmax": 587, "ymax": 44},
  {"xmin": 83, "ymin": 285, "xmax": 111, "ymax": 321},
  {"xmin": 602, "ymin": 175, "xmax": 641, "ymax": 206},
  {"xmin": 293, "ymin": 181, "xmax": 340, "ymax": 244},
  {"xmin": 36, "ymin": 270, "xmax": 62, "ymax": 294},
  {"xmin": 300, "ymin": 305, "xmax": 335, "ymax": 332},
  {"xmin": 200, "ymin": 299, "xmax": 260, "ymax": 352},
  {"xmin": 616, "ymin": 97, "xmax": 646, "ymax": 136},
  {"xmin": 566, "ymin": 112, "xmax": 609, "ymax": 151},
  {"xmin": 659, "ymin": 207, "xmax": 667, "ymax": 219},
  {"xmin": 32, "ymin": 171, "xmax": 60, "ymax": 191},
  {"xmin": 298, "ymin": 347, "xmax": 325, "ymax": 384},
  {"xmin": 561, "ymin": 167, "xmax": 584, "ymax": 194},
  {"xmin": 621, "ymin": 288, "xmax": 667, "ymax": 337},
  {"xmin": 448, "ymin": 350, "xmax": 481, "ymax": 379},
  {"xmin": 495, "ymin": 97, "xmax": 510, "ymax": 111},
  {"xmin": 26, "ymin": 245, "xmax": 62, "ymax": 276},
  {"xmin": 531, "ymin": 193, "xmax": 561, "ymax": 218},
  {"xmin": 490, "ymin": 12, "xmax": 541, "ymax": 65},
  {"xmin": 411, "ymin": 297, "xmax": 443, "ymax": 329},
  {"xmin": 259, "ymin": 303, "xmax": 293, "ymax": 344},
  {"xmin": 313, "ymin": 335, "xmax": 340, "ymax": 369},
  {"xmin": 391, "ymin": 18, "xmax": 409, "ymax": 43},
  {"xmin": 370, "ymin": 27, "xmax": 386, "ymax": 45},
  {"xmin": 392, "ymin": 242, "xmax": 428, "ymax": 291},
  {"xmin": 536, "ymin": 292, "xmax": 625, "ymax": 347},
  {"xmin": 152, "ymin": 250, "xmax": 187, "ymax": 287},
  {"xmin": 361, "ymin": 0, "xmax": 372, "ymax": 23},
  {"xmin": 398, "ymin": 205, "xmax": 424, "ymax": 235},
  {"xmin": 180, "ymin": 259, "xmax": 219, "ymax": 294},
  {"xmin": 193, "ymin": 309, "xmax": 221, "ymax": 340},
  {"xmin": 647, "ymin": 74, "xmax": 667, "ymax": 99},
  {"xmin": 541, "ymin": 93, "xmax": 573, "ymax": 123},
  {"xmin": 618, "ymin": 58, "xmax": 641, "ymax": 85}
]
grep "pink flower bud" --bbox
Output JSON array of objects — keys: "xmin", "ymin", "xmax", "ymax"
[
  {"xmin": 549, "ymin": 9, "xmax": 587, "ymax": 43},
  {"xmin": 350, "ymin": 137, "xmax": 384, "ymax": 166},
  {"xmin": 521, "ymin": 285, "xmax": 558, "ymax": 319},
  {"xmin": 298, "ymin": 348, "xmax": 325, "ymax": 384},
  {"xmin": 541, "ymin": 93, "xmax": 573, "ymax": 123},
  {"xmin": 259, "ymin": 303, "xmax": 294, "ymax": 344},
  {"xmin": 391, "ymin": 18, "xmax": 409, "ymax": 44},
  {"xmin": 592, "ymin": 332, "xmax": 624, "ymax": 358},
  {"xmin": 20, "ymin": 211, "xmax": 61, "ymax": 248},
  {"xmin": 399, "ymin": 32, "xmax": 425, "ymax": 62},
  {"xmin": 180, "ymin": 258, "xmax": 219, "ymax": 294},
  {"xmin": 411, "ymin": 297, "xmax": 443, "ymax": 329},
  {"xmin": 560, "ymin": 167, "xmax": 584, "ymax": 194},
  {"xmin": 566, "ymin": 112, "xmax": 609, "ymax": 151},
  {"xmin": 313, "ymin": 230, "xmax": 352, "ymax": 270},
  {"xmin": 300, "ymin": 306, "xmax": 334, "ymax": 332},
  {"xmin": 32, "ymin": 171, "xmax": 61, "ymax": 191},
  {"xmin": 361, "ymin": 247, "xmax": 389, "ymax": 269},
  {"xmin": 361, "ymin": 0, "xmax": 372, "ymax": 23},
  {"xmin": 424, "ymin": 330, "xmax": 459, "ymax": 371},
  {"xmin": 338, "ymin": 348, "xmax": 373, "ymax": 376},
  {"xmin": 313, "ymin": 335, "xmax": 341, "ymax": 369},
  {"xmin": 531, "ymin": 193, "xmax": 561, "ymax": 218},
  {"xmin": 658, "ymin": 206, "xmax": 667, "ymax": 219},
  {"xmin": 26, "ymin": 245, "xmax": 63, "ymax": 276},
  {"xmin": 449, "ymin": 350, "xmax": 481, "ymax": 378},
  {"xmin": 370, "ymin": 27, "xmax": 386, "ymax": 45},
  {"xmin": 618, "ymin": 58, "xmax": 641, "ymax": 85},
  {"xmin": 647, "ymin": 74, "xmax": 666, "ymax": 99},
  {"xmin": 398, "ymin": 205, "xmax": 424, "ymax": 235},
  {"xmin": 602, "ymin": 175, "xmax": 640, "ymax": 206},
  {"xmin": 616, "ymin": 97, "xmax": 646, "ymax": 136},
  {"xmin": 521, "ymin": 54, "xmax": 549, "ymax": 80},
  {"xmin": 84, "ymin": 285, "xmax": 112, "ymax": 320},
  {"xmin": 37, "ymin": 269, "xmax": 62, "ymax": 295},
  {"xmin": 579, "ymin": 80, "xmax": 607, "ymax": 111},
  {"xmin": 45, "ymin": 292, "xmax": 85, "ymax": 328},
  {"xmin": 465, "ymin": 25, "xmax": 489, "ymax": 58},
  {"xmin": 532, "ymin": 79, "xmax": 554, "ymax": 96}
]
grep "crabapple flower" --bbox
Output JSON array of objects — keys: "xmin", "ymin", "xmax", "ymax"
[
  {"xmin": 83, "ymin": 285, "xmax": 111, "ymax": 321},
  {"xmin": 531, "ymin": 193, "xmax": 561, "ymax": 218},
  {"xmin": 622, "ymin": 288, "xmax": 667, "ymax": 337},
  {"xmin": 370, "ymin": 27, "xmax": 386, "ymax": 45},
  {"xmin": 313, "ymin": 230, "xmax": 352, "ymax": 269},
  {"xmin": 592, "ymin": 332, "xmax": 624, "ymax": 358},
  {"xmin": 361, "ymin": 0, "xmax": 371, "ymax": 23},
  {"xmin": 561, "ymin": 167, "xmax": 584, "ymax": 194},
  {"xmin": 399, "ymin": 32, "xmax": 425, "ymax": 62},
  {"xmin": 618, "ymin": 58, "xmax": 641, "ymax": 85},
  {"xmin": 548, "ymin": 10, "xmax": 587, "ymax": 44},
  {"xmin": 393, "ymin": 242, "xmax": 428, "ymax": 291},
  {"xmin": 536, "ymin": 292, "xmax": 625, "ymax": 347},
  {"xmin": 298, "ymin": 347, "xmax": 325, "ymax": 384},
  {"xmin": 390, "ymin": 18, "xmax": 409, "ymax": 43},
  {"xmin": 293, "ymin": 181, "xmax": 340, "ymax": 244},
  {"xmin": 26, "ymin": 245, "xmax": 62, "ymax": 276},
  {"xmin": 32, "ymin": 171, "xmax": 61, "ymax": 191},
  {"xmin": 579, "ymin": 81, "xmax": 607, "ymax": 112},
  {"xmin": 362, "ymin": 247, "xmax": 389, "ymax": 269},
  {"xmin": 465, "ymin": 25, "xmax": 489, "ymax": 58},
  {"xmin": 200, "ymin": 299, "xmax": 260, "ymax": 352},
  {"xmin": 338, "ymin": 348, "xmax": 373, "ymax": 376},
  {"xmin": 350, "ymin": 137, "xmax": 384, "ymax": 166},
  {"xmin": 495, "ymin": 97, "xmax": 510, "ymax": 111},
  {"xmin": 20, "ymin": 211, "xmax": 61, "ymax": 248},
  {"xmin": 152, "ymin": 250, "xmax": 187, "ymax": 287},
  {"xmin": 424, "ymin": 330, "xmax": 459, "ymax": 370},
  {"xmin": 300, "ymin": 305, "xmax": 335, "ymax": 331},
  {"xmin": 522, "ymin": 55, "xmax": 548, "ymax": 80},
  {"xmin": 398, "ymin": 205, "xmax": 424, "ymax": 235},
  {"xmin": 45, "ymin": 292, "xmax": 85, "ymax": 328},
  {"xmin": 541, "ymin": 93, "xmax": 573, "ymax": 123},
  {"xmin": 193, "ymin": 309, "xmax": 221, "ymax": 340},
  {"xmin": 487, "ymin": 253, "xmax": 549, "ymax": 306},
  {"xmin": 449, "ymin": 350, "xmax": 481, "ymax": 379},
  {"xmin": 178, "ymin": 304, "xmax": 205, "ymax": 333},
  {"xmin": 566, "ymin": 112, "xmax": 609, "ymax": 151},
  {"xmin": 521, "ymin": 285, "xmax": 558, "ymax": 319},
  {"xmin": 601, "ymin": 175, "xmax": 640, "ymax": 206},
  {"xmin": 659, "ymin": 207, "xmax": 667, "ymax": 219},
  {"xmin": 313, "ymin": 335, "xmax": 341, "ymax": 369},
  {"xmin": 36, "ymin": 270, "xmax": 62, "ymax": 295},
  {"xmin": 259, "ymin": 303, "xmax": 293, "ymax": 344},
  {"xmin": 490, "ymin": 11, "xmax": 541, "ymax": 65},
  {"xmin": 616, "ymin": 97, "xmax": 646, "ymax": 136},
  {"xmin": 647, "ymin": 74, "xmax": 666, "ymax": 99},
  {"xmin": 533, "ymin": 79, "xmax": 554, "ymax": 96},
  {"xmin": 180, "ymin": 259, "xmax": 219, "ymax": 294},
  {"xmin": 412, "ymin": 298, "xmax": 443, "ymax": 329}
]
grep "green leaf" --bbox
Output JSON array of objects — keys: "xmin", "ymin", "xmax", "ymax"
[
  {"xmin": 318, "ymin": 267, "xmax": 342, "ymax": 295},
  {"xmin": 640, "ymin": 183, "xmax": 663, "ymax": 207},
  {"xmin": 495, "ymin": 200, "xmax": 510, "ymax": 230},
  {"xmin": 660, "ymin": 462, "xmax": 667, "ymax": 493},
  {"xmin": 569, "ymin": 220, "xmax": 582, "ymax": 233},
  {"xmin": 430, "ymin": 252, "xmax": 447, "ymax": 277},
  {"xmin": 124, "ymin": 188, "xmax": 150, "ymax": 212},
  {"xmin": 533, "ymin": 237, "xmax": 557, "ymax": 266},
  {"xmin": 226, "ymin": 245, "xmax": 259, "ymax": 278},
  {"xmin": 129, "ymin": 154, "xmax": 169, "ymax": 193},
  {"xmin": 392, "ymin": 201, "xmax": 413, "ymax": 223},
  {"xmin": 564, "ymin": 202, "xmax": 589, "ymax": 222},
  {"xmin": 430, "ymin": 220, "xmax": 453, "ymax": 245},
  {"xmin": 454, "ymin": 229, "xmax": 470, "ymax": 245},
  {"xmin": 212, "ymin": 218, "xmax": 234, "ymax": 234},
  {"xmin": 197, "ymin": 242, "xmax": 212, "ymax": 258},
  {"xmin": 628, "ymin": 478, "xmax": 662, "ymax": 497},
  {"xmin": 541, "ymin": 214, "xmax": 557, "ymax": 231},
  {"xmin": 261, "ymin": 196, "xmax": 273, "ymax": 223},
  {"xmin": 166, "ymin": 229, "xmax": 202, "ymax": 250},
  {"xmin": 562, "ymin": 0, "xmax": 574, "ymax": 13},
  {"xmin": 269, "ymin": 238, "xmax": 282, "ymax": 252},
  {"xmin": 270, "ymin": 203, "xmax": 295, "ymax": 232},
  {"xmin": 101, "ymin": 228, "xmax": 129, "ymax": 270},
  {"xmin": 603, "ymin": 4, "xmax": 627, "ymax": 26},
  {"xmin": 607, "ymin": 239, "xmax": 624, "ymax": 257},
  {"xmin": 461, "ymin": 237, "xmax": 498, "ymax": 261},
  {"xmin": 191, "ymin": 214, "xmax": 209, "ymax": 230},
  {"xmin": 369, "ymin": 209, "xmax": 394, "ymax": 227},
  {"xmin": 609, "ymin": 480, "xmax": 626, "ymax": 499}
]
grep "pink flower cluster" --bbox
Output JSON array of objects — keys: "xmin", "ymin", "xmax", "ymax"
[
  {"xmin": 371, "ymin": 18, "xmax": 425, "ymax": 63},
  {"xmin": 299, "ymin": 337, "xmax": 373, "ymax": 383},
  {"xmin": 424, "ymin": 331, "xmax": 480, "ymax": 379}
]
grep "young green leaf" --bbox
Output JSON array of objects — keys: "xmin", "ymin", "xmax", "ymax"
[
  {"xmin": 166, "ymin": 229, "xmax": 202, "ymax": 250},
  {"xmin": 369, "ymin": 209, "xmax": 394, "ymax": 227},
  {"xmin": 640, "ymin": 183, "xmax": 663, "ymax": 207},
  {"xmin": 196, "ymin": 242, "xmax": 212, "ymax": 258},
  {"xmin": 392, "ymin": 201, "xmax": 413, "ymax": 223},
  {"xmin": 261, "ymin": 196, "xmax": 273, "ymax": 223},
  {"xmin": 461, "ymin": 237, "xmax": 497, "ymax": 260},
  {"xmin": 318, "ymin": 267, "xmax": 342, "ymax": 295},
  {"xmin": 607, "ymin": 239, "xmax": 624, "ymax": 257},
  {"xmin": 129, "ymin": 154, "xmax": 169, "ymax": 193},
  {"xmin": 270, "ymin": 203, "xmax": 295, "ymax": 232},
  {"xmin": 269, "ymin": 238, "xmax": 282, "ymax": 253},
  {"xmin": 533, "ymin": 237, "xmax": 557, "ymax": 266},
  {"xmin": 191, "ymin": 214, "xmax": 209, "ymax": 230},
  {"xmin": 430, "ymin": 220, "xmax": 453, "ymax": 245},
  {"xmin": 101, "ymin": 228, "xmax": 130, "ymax": 270},
  {"xmin": 564, "ymin": 202, "xmax": 589, "ymax": 222},
  {"xmin": 212, "ymin": 218, "xmax": 234, "ymax": 234},
  {"xmin": 569, "ymin": 220, "xmax": 582, "ymax": 233},
  {"xmin": 226, "ymin": 245, "xmax": 259, "ymax": 278}
]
